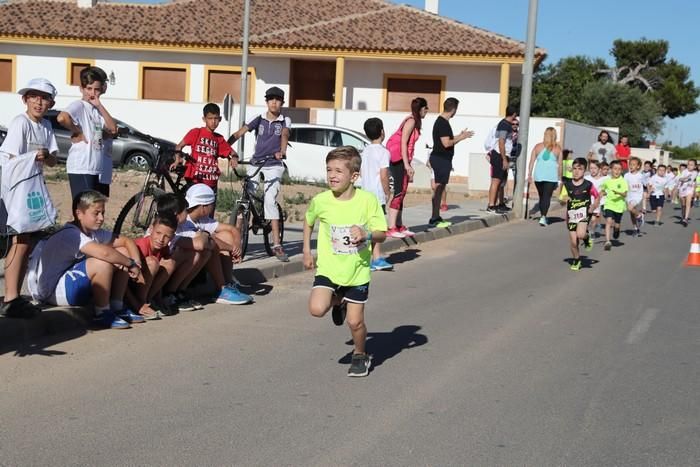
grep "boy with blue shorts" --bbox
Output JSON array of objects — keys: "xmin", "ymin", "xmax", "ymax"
[
  {"xmin": 303, "ymin": 146, "xmax": 387, "ymax": 377},
  {"xmin": 28, "ymin": 190, "xmax": 145, "ymax": 329}
]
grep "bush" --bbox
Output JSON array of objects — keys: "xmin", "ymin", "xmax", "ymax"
[{"xmin": 215, "ymin": 188, "xmax": 241, "ymax": 213}]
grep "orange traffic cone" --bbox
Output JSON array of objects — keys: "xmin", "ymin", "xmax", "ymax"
[{"xmin": 685, "ymin": 232, "xmax": 700, "ymax": 267}]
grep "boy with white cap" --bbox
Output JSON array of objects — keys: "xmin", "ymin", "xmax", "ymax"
[
  {"xmin": 0, "ymin": 78, "xmax": 59, "ymax": 319},
  {"xmin": 178, "ymin": 184, "xmax": 252, "ymax": 305}
]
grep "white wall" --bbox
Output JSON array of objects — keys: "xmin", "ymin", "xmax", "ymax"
[{"xmin": 344, "ymin": 60, "xmax": 501, "ymax": 115}]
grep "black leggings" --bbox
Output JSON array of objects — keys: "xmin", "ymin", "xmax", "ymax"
[{"xmin": 535, "ymin": 181, "xmax": 557, "ymax": 216}]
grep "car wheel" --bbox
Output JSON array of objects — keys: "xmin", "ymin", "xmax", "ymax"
[{"xmin": 124, "ymin": 152, "xmax": 151, "ymax": 169}]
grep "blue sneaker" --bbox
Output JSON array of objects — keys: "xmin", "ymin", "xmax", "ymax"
[
  {"xmin": 116, "ymin": 308, "xmax": 146, "ymax": 324},
  {"xmin": 93, "ymin": 310, "xmax": 131, "ymax": 329},
  {"xmin": 370, "ymin": 257, "xmax": 394, "ymax": 271},
  {"xmin": 216, "ymin": 285, "xmax": 253, "ymax": 305}
]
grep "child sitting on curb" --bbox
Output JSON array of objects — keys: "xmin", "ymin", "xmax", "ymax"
[{"xmin": 28, "ymin": 190, "xmax": 145, "ymax": 329}]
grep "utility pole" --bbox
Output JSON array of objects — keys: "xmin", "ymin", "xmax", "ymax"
[
  {"xmin": 513, "ymin": 0, "xmax": 539, "ymax": 219},
  {"xmin": 238, "ymin": 0, "xmax": 251, "ymax": 160}
]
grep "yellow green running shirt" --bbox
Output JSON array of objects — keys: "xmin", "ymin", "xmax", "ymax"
[
  {"xmin": 306, "ymin": 189, "xmax": 387, "ymax": 286},
  {"xmin": 600, "ymin": 176, "xmax": 629, "ymax": 213}
]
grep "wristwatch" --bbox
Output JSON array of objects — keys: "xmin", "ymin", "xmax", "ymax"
[{"xmin": 128, "ymin": 258, "xmax": 139, "ymax": 269}]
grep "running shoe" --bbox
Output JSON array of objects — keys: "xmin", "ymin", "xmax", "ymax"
[
  {"xmin": 116, "ymin": 308, "xmax": 146, "ymax": 324},
  {"xmin": 216, "ymin": 285, "xmax": 253, "ymax": 305},
  {"xmin": 370, "ymin": 257, "xmax": 394, "ymax": 271},
  {"xmin": 428, "ymin": 217, "xmax": 452, "ymax": 228},
  {"xmin": 604, "ymin": 241, "xmax": 612, "ymax": 251},
  {"xmin": 398, "ymin": 226, "xmax": 416, "ymax": 237},
  {"xmin": 272, "ymin": 245, "xmax": 290, "ymax": 263},
  {"xmin": 485, "ymin": 206, "xmax": 498, "ymax": 213},
  {"xmin": 496, "ymin": 203, "xmax": 512, "ymax": 212},
  {"xmin": 440, "ymin": 203, "xmax": 449, "ymax": 212},
  {"xmin": 332, "ymin": 300, "xmax": 347, "ymax": 326},
  {"xmin": 681, "ymin": 218, "xmax": 689, "ymax": 227},
  {"xmin": 539, "ymin": 216, "xmax": 548, "ymax": 226},
  {"xmin": 386, "ymin": 227, "xmax": 406, "ymax": 239},
  {"xmin": 613, "ymin": 227, "xmax": 621, "ymax": 239},
  {"xmin": 177, "ymin": 291, "xmax": 204, "ymax": 311},
  {"xmin": 570, "ymin": 259, "xmax": 582, "ymax": 271},
  {"xmin": 348, "ymin": 353, "xmax": 372, "ymax": 377},
  {"xmin": 93, "ymin": 310, "xmax": 130, "ymax": 330},
  {"xmin": 658, "ymin": 221, "xmax": 664, "ymax": 226},
  {"xmin": 637, "ymin": 213, "xmax": 645, "ymax": 228},
  {"xmin": 583, "ymin": 235, "xmax": 593, "ymax": 251}
]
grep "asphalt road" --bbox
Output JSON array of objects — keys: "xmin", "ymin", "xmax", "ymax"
[{"xmin": 1, "ymin": 207, "xmax": 700, "ymax": 466}]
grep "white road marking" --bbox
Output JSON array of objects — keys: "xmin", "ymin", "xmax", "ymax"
[{"xmin": 625, "ymin": 308, "xmax": 660, "ymax": 344}]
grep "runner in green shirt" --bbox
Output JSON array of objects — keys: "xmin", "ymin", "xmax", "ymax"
[
  {"xmin": 303, "ymin": 146, "xmax": 387, "ymax": 377},
  {"xmin": 599, "ymin": 160, "xmax": 628, "ymax": 251}
]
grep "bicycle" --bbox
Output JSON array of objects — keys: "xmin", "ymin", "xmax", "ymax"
[
  {"xmin": 113, "ymin": 136, "xmax": 187, "ymax": 238},
  {"xmin": 229, "ymin": 156, "xmax": 287, "ymax": 259}
]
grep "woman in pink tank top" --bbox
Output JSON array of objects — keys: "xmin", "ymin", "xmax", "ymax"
[{"xmin": 387, "ymin": 97, "xmax": 428, "ymax": 238}]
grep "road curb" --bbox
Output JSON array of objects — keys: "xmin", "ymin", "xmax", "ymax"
[{"xmin": 1, "ymin": 211, "xmax": 512, "ymax": 351}]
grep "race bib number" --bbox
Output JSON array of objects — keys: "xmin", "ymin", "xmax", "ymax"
[
  {"xmin": 330, "ymin": 225, "xmax": 365, "ymax": 255},
  {"xmin": 631, "ymin": 183, "xmax": 642, "ymax": 192},
  {"xmin": 568, "ymin": 207, "xmax": 587, "ymax": 224}
]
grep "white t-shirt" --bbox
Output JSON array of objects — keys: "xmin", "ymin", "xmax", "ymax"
[
  {"xmin": 360, "ymin": 143, "xmax": 390, "ymax": 205},
  {"xmin": 0, "ymin": 113, "xmax": 58, "ymax": 162},
  {"xmin": 586, "ymin": 174, "xmax": 609, "ymax": 212},
  {"xmin": 173, "ymin": 214, "xmax": 219, "ymax": 245},
  {"xmin": 589, "ymin": 142, "xmax": 616, "ymax": 164},
  {"xmin": 624, "ymin": 171, "xmax": 645, "ymax": 201},
  {"xmin": 678, "ymin": 169, "xmax": 698, "ymax": 195},
  {"xmin": 65, "ymin": 99, "xmax": 105, "ymax": 175},
  {"xmin": 31, "ymin": 223, "xmax": 112, "ymax": 301},
  {"xmin": 665, "ymin": 173, "xmax": 677, "ymax": 188},
  {"xmin": 649, "ymin": 174, "xmax": 668, "ymax": 197}
]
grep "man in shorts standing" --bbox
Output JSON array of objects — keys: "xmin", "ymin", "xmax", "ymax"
[
  {"xmin": 428, "ymin": 97, "xmax": 473, "ymax": 228},
  {"xmin": 487, "ymin": 106, "xmax": 518, "ymax": 213}
]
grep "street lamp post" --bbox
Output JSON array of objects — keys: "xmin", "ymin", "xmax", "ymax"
[
  {"xmin": 513, "ymin": 0, "xmax": 539, "ymax": 219},
  {"xmin": 238, "ymin": 0, "xmax": 251, "ymax": 160}
]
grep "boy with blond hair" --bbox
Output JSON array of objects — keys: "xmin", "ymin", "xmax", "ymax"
[{"xmin": 304, "ymin": 146, "xmax": 387, "ymax": 377}]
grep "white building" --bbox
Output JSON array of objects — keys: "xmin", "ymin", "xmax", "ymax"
[{"xmin": 0, "ymin": 0, "xmax": 547, "ymax": 188}]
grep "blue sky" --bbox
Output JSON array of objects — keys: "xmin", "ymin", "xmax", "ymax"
[
  {"xmin": 112, "ymin": 0, "xmax": 699, "ymax": 145},
  {"xmin": 399, "ymin": 0, "xmax": 700, "ymax": 146}
]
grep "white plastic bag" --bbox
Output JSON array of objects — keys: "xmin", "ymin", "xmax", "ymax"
[{"xmin": 0, "ymin": 154, "xmax": 57, "ymax": 234}]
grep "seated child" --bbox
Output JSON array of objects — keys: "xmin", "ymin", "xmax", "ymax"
[
  {"xmin": 28, "ymin": 190, "xmax": 145, "ymax": 329},
  {"xmin": 126, "ymin": 213, "xmax": 179, "ymax": 319},
  {"xmin": 176, "ymin": 184, "xmax": 252, "ymax": 305}
]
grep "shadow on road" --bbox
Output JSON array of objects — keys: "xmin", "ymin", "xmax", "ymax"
[
  {"xmin": 385, "ymin": 248, "xmax": 421, "ymax": 265},
  {"xmin": 339, "ymin": 325, "xmax": 428, "ymax": 371}
]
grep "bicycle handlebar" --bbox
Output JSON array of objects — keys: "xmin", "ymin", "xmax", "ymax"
[{"xmin": 233, "ymin": 156, "xmax": 286, "ymax": 179}]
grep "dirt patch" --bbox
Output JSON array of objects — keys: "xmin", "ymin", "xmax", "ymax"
[{"xmin": 43, "ymin": 167, "xmax": 475, "ymax": 228}]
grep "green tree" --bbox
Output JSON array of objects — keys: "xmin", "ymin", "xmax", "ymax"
[
  {"xmin": 579, "ymin": 81, "xmax": 663, "ymax": 146},
  {"xmin": 604, "ymin": 39, "xmax": 700, "ymax": 118}
]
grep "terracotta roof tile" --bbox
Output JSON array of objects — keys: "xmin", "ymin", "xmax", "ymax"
[{"xmin": 0, "ymin": 0, "xmax": 543, "ymax": 58}]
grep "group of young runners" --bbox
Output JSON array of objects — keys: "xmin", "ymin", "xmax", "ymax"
[{"xmin": 559, "ymin": 152, "xmax": 699, "ymax": 271}]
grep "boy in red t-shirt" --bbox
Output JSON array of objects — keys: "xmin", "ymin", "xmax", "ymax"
[
  {"xmin": 170, "ymin": 103, "xmax": 238, "ymax": 191},
  {"xmin": 127, "ymin": 213, "xmax": 178, "ymax": 319}
]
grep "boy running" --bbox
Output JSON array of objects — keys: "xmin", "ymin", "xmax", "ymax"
[
  {"xmin": 303, "ymin": 146, "xmax": 387, "ymax": 377},
  {"xmin": 560, "ymin": 158, "xmax": 599, "ymax": 270},
  {"xmin": 624, "ymin": 157, "xmax": 645, "ymax": 236},
  {"xmin": 678, "ymin": 159, "xmax": 698, "ymax": 226},
  {"xmin": 585, "ymin": 160, "xmax": 608, "ymax": 237},
  {"xmin": 647, "ymin": 165, "xmax": 668, "ymax": 225},
  {"xmin": 599, "ymin": 161, "xmax": 628, "ymax": 251}
]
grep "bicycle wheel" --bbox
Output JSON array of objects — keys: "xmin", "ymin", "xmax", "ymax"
[
  {"xmin": 239, "ymin": 208, "xmax": 251, "ymax": 259},
  {"xmin": 113, "ymin": 190, "xmax": 157, "ymax": 238},
  {"xmin": 263, "ymin": 203, "xmax": 285, "ymax": 257}
]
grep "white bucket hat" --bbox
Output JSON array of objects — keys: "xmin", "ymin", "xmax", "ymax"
[
  {"xmin": 18, "ymin": 78, "xmax": 57, "ymax": 100},
  {"xmin": 185, "ymin": 183, "xmax": 216, "ymax": 208}
]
